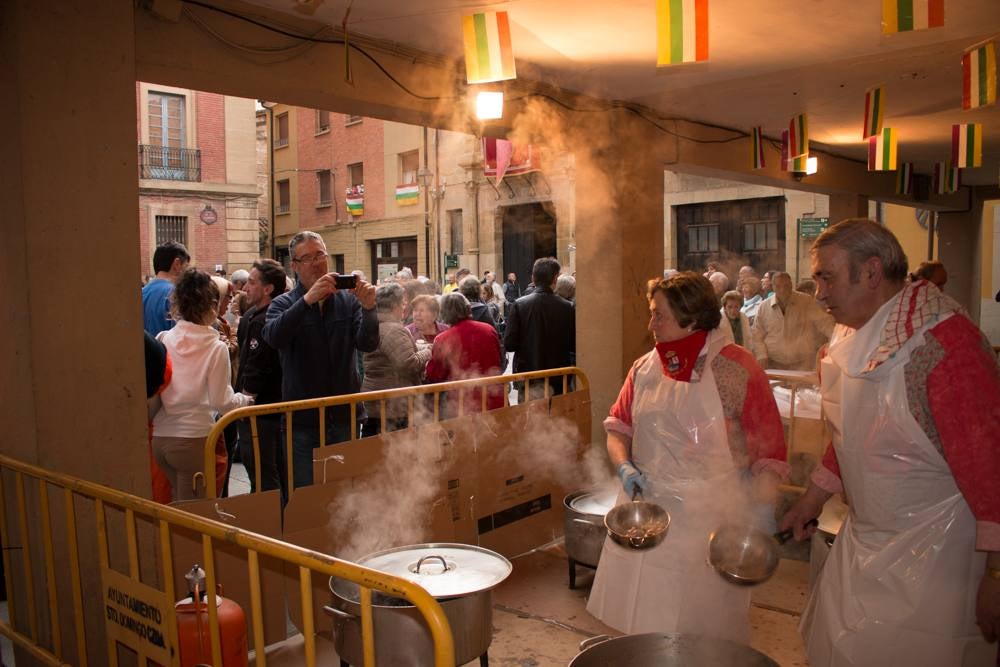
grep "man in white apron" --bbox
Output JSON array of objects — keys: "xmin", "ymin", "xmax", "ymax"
[{"xmin": 780, "ymin": 219, "xmax": 1000, "ymax": 666}]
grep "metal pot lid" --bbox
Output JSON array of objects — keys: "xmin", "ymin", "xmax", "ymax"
[
  {"xmin": 568, "ymin": 486, "xmax": 618, "ymax": 516},
  {"xmin": 356, "ymin": 543, "xmax": 512, "ymax": 598}
]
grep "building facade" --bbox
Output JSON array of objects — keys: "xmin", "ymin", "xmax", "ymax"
[
  {"xmin": 137, "ymin": 82, "xmax": 259, "ymax": 278},
  {"xmin": 267, "ymin": 105, "xmax": 577, "ymax": 290}
]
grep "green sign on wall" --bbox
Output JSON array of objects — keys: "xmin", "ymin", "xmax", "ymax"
[
  {"xmin": 444, "ymin": 254, "xmax": 459, "ymax": 269},
  {"xmin": 799, "ymin": 217, "xmax": 830, "ymax": 238}
]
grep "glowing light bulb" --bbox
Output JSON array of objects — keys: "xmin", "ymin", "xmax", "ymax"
[
  {"xmin": 475, "ymin": 91, "xmax": 504, "ymax": 120},
  {"xmin": 806, "ymin": 156, "xmax": 818, "ymax": 175}
]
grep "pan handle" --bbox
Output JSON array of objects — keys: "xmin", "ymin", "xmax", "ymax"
[
  {"xmin": 322, "ymin": 604, "xmax": 356, "ymax": 620},
  {"xmin": 774, "ymin": 518, "xmax": 819, "ymax": 545},
  {"xmin": 578, "ymin": 634, "xmax": 612, "ymax": 652}
]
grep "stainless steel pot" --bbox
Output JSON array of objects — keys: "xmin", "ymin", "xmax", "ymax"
[
  {"xmin": 327, "ymin": 543, "xmax": 511, "ymax": 667},
  {"xmin": 569, "ymin": 633, "xmax": 779, "ymax": 666},
  {"xmin": 563, "ymin": 486, "xmax": 617, "ymax": 588}
]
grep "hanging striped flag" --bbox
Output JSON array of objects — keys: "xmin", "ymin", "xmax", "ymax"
[
  {"xmin": 895, "ymin": 162, "xmax": 913, "ymax": 195},
  {"xmin": 462, "ymin": 11, "xmax": 516, "ymax": 84},
  {"xmin": 346, "ymin": 196, "xmax": 364, "ymax": 216},
  {"xmin": 656, "ymin": 0, "xmax": 709, "ymax": 67},
  {"xmin": 395, "ymin": 184, "xmax": 419, "ymax": 206},
  {"xmin": 963, "ymin": 42, "xmax": 997, "ymax": 110},
  {"xmin": 862, "ymin": 86, "xmax": 885, "ymax": 139},
  {"xmin": 781, "ymin": 130, "xmax": 809, "ymax": 172},
  {"xmin": 933, "ymin": 162, "xmax": 961, "ymax": 194},
  {"xmin": 881, "ymin": 0, "xmax": 944, "ymax": 34},
  {"xmin": 952, "ymin": 123, "xmax": 982, "ymax": 168},
  {"xmin": 788, "ymin": 113, "xmax": 808, "ymax": 158},
  {"xmin": 750, "ymin": 126, "xmax": 765, "ymax": 170},
  {"xmin": 868, "ymin": 128, "xmax": 898, "ymax": 171}
]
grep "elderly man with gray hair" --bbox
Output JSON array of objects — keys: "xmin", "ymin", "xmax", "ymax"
[
  {"xmin": 424, "ymin": 293, "xmax": 504, "ymax": 417},
  {"xmin": 750, "ymin": 270, "xmax": 832, "ymax": 370},
  {"xmin": 360, "ymin": 283, "xmax": 432, "ymax": 437}
]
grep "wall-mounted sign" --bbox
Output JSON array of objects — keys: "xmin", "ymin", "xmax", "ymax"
[
  {"xmin": 798, "ymin": 217, "xmax": 829, "ymax": 238},
  {"xmin": 199, "ymin": 205, "xmax": 218, "ymax": 225},
  {"xmin": 444, "ymin": 254, "xmax": 459, "ymax": 269}
]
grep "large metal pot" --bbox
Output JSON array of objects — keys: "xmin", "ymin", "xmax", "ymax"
[
  {"xmin": 569, "ymin": 633, "xmax": 779, "ymax": 666},
  {"xmin": 563, "ymin": 486, "xmax": 617, "ymax": 588},
  {"xmin": 327, "ymin": 543, "xmax": 511, "ymax": 667}
]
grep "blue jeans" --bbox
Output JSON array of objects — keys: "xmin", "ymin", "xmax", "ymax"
[{"xmin": 286, "ymin": 420, "xmax": 353, "ymax": 490}]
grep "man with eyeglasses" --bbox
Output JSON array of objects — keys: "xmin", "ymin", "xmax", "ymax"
[{"xmin": 262, "ymin": 231, "xmax": 378, "ymax": 489}]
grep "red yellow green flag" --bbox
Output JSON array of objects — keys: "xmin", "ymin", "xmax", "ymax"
[
  {"xmin": 868, "ymin": 127, "xmax": 898, "ymax": 171},
  {"xmin": 863, "ymin": 86, "xmax": 885, "ymax": 139},
  {"xmin": 462, "ymin": 12, "xmax": 516, "ymax": 84},
  {"xmin": 881, "ymin": 0, "xmax": 944, "ymax": 34},
  {"xmin": 750, "ymin": 126, "xmax": 765, "ymax": 170},
  {"xmin": 952, "ymin": 123, "xmax": 982, "ymax": 168},
  {"xmin": 788, "ymin": 114, "xmax": 808, "ymax": 158},
  {"xmin": 963, "ymin": 42, "xmax": 997, "ymax": 110},
  {"xmin": 656, "ymin": 0, "xmax": 709, "ymax": 67}
]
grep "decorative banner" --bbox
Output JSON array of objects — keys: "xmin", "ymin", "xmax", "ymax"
[
  {"xmin": 781, "ymin": 130, "xmax": 808, "ymax": 172},
  {"xmin": 788, "ymin": 113, "xmax": 808, "ymax": 158},
  {"xmin": 868, "ymin": 127, "xmax": 898, "ymax": 171},
  {"xmin": 863, "ymin": 85, "xmax": 885, "ymax": 139},
  {"xmin": 881, "ymin": 0, "xmax": 944, "ymax": 34},
  {"xmin": 656, "ymin": 0, "xmax": 709, "ymax": 66},
  {"xmin": 895, "ymin": 162, "xmax": 913, "ymax": 195},
  {"xmin": 462, "ymin": 11, "xmax": 516, "ymax": 84},
  {"xmin": 346, "ymin": 197, "xmax": 364, "ymax": 216},
  {"xmin": 963, "ymin": 42, "xmax": 997, "ymax": 110},
  {"xmin": 482, "ymin": 137, "xmax": 534, "ymax": 179},
  {"xmin": 933, "ymin": 161, "xmax": 961, "ymax": 194},
  {"xmin": 395, "ymin": 184, "xmax": 419, "ymax": 206},
  {"xmin": 750, "ymin": 126, "xmax": 765, "ymax": 170},
  {"xmin": 952, "ymin": 123, "xmax": 983, "ymax": 168}
]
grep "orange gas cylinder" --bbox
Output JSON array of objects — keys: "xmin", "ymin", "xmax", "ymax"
[{"xmin": 176, "ymin": 565, "xmax": 248, "ymax": 667}]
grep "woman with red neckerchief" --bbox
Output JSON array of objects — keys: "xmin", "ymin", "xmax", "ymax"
[{"xmin": 587, "ymin": 271, "xmax": 788, "ymax": 644}]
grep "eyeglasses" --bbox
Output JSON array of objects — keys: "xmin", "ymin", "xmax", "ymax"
[{"xmin": 292, "ymin": 251, "xmax": 328, "ymax": 265}]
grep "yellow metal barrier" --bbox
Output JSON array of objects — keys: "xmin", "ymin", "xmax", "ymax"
[
  {"xmin": 0, "ymin": 453, "xmax": 455, "ymax": 667},
  {"xmin": 203, "ymin": 367, "xmax": 589, "ymax": 498}
]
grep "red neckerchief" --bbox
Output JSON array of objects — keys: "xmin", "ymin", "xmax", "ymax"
[{"xmin": 654, "ymin": 329, "xmax": 708, "ymax": 382}]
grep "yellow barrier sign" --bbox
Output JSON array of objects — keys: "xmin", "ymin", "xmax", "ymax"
[{"xmin": 101, "ymin": 566, "xmax": 175, "ymax": 665}]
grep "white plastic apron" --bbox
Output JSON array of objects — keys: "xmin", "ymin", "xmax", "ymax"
[
  {"xmin": 587, "ymin": 329, "xmax": 754, "ymax": 643},
  {"xmin": 803, "ymin": 302, "xmax": 995, "ymax": 666}
]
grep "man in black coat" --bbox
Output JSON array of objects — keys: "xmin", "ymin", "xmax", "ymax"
[
  {"xmin": 236, "ymin": 259, "xmax": 288, "ymax": 502},
  {"xmin": 503, "ymin": 257, "xmax": 576, "ymax": 403}
]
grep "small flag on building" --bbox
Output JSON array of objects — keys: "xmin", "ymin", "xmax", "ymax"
[
  {"xmin": 346, "ymin": 196, "xmax": 364, "ymax": 216},
  {"xmin": 395, "ymin": 184, "xmax": 419, "ymax": 206},
  {"xmin": 895, "ymin": 162, "xmax": 913, "ymax": 195},
  {"xmin": 788, "ymin": 113, "xmax": 808, "ymax": 158},
  {"xmin": 750, "ymin": 127, "xmax": 765, "ymax": 170},
  {"xmin": 781, "ymin": 130, "xmax": 808, "ymax": 172},
  {"xmin": 868, "ymin": 127, "xmax": 898, "ymax": 171},
  {"xmin": 952, "ymin": 123, "xmax": 982, "ymax": 168},
  {"xmin": 862, "ymin": 85, "xmax": 885, "ymax": 139},
  {"xmin": 881, "ymin": 0, "xmax": 944, "ymax": 34},
  {"xmin": 462, "ymin": 11, "xmax": 516, "ymax": 84},
  {"xmin": 962, "ymin": 42, "xmax": 997, "ymax": 110},
  {"xmin": 656, "ymin": 0, "xmax": 709, "ymax": 67},
  {"xmin": 933, "ymin": 162, "xmax": 961, "ymax": 194}
]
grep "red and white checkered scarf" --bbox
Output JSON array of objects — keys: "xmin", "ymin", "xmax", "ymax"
[{"xmin": 862, "ymin": 279, "xmax": 963, "ymax": 373}]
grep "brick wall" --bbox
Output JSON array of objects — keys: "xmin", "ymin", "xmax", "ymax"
[
  {"xmin": 295, "ymin": 111, "xmax": 385, "ymax": 229},
  {"xmin": 197, "ymin": 91, "xmax": 226, "ymax": 183},
  {"xmin": 139, "ymin": 194, "xmax": 228, "ymax": 275}
]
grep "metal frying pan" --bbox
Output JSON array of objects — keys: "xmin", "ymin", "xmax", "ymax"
[
  {"xmin": 604, "ymin": 490, "xmax": 671, "ymax": 550},
  {"xmin": 708, "ymin": 518, "xmax": 818, "ymax": 585}
]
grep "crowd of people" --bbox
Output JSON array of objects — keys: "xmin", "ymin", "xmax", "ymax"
[{"xmin": 141, "ymin": 231, "xmax": 577, "ymax": 502}]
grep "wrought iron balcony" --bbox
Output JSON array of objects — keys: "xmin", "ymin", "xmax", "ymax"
[{"xmin": 138, "ymin": 144, "xmax": 201, "ymax": 181}]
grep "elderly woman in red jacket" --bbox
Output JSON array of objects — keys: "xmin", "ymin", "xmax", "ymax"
[{"xmin": 425, "ymin": 292, "xmax": 504, "ymax": 416}]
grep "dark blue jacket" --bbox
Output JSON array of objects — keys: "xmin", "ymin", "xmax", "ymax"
[{"xmin": 262, "ymin": 283, "xmax": 379, "ymax": 426}]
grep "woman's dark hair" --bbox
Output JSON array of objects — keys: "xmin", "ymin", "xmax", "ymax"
[
  {"xmin": 647, "ymin": 271, "xmax": 722, "ymax": 331},
  {"xmin": 171, "ymin": 268, "xmax": 219, "ymax": 324}
]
